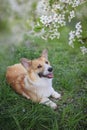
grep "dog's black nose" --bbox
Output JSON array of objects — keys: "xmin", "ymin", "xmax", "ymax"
[{"xmin": 48, "ymin": 67, "xmax": 53, "ymax": 72}]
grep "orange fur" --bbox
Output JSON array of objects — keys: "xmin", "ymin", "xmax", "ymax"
[{"xmin": 6, "ymin": 50, "xmax": 61, "ymax": 109}]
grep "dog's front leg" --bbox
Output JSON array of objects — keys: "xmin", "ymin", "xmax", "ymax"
[
  {"xmin": 40, "ymin": 97, "xmax": 57, "ymax": 109},
  {"xmin": 51, "ymin": 89, "xmax": 61, "ymax": 99}
]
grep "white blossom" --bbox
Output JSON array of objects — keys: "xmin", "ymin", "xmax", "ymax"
[
  {"xmin": 75, "ymin": 22, "xmax": 82, "ymax": 38},
  {"xmin": 59, "ymin": 0, "xmax": 81, "ymax": 7},
  {"xmin": 80, "ymin": 46, "xmax": 87, "ymax": 54},
  {"xmin": 37, "ymin": 0, "xmax": 50, "ymax": 15},
  {"xmin": 68, "ymin": 10, "xmax": 75, "ymax": 22},
  {"xmin": 75, "ymin": 22, "xmax": 82, "ymax": 29},
  {"xmin": 52, "ymin": 4, "xmax": 61, "ymax": 10},
  {"xmin": 69, "ymin": 31, "xmax": 75, "ymax": 47},
  {"xmin": 69, "ymin": 22, "xmax": 82, "ymax": 47},
  {"xmin": 60, "ymin": 0, "xmax": 70, "ymax": 3},
  {"xmin": 52, "ymin": 3, "xmax": 64, "ymax": 11},
  {"xmin": 49, "ymin": 29, "xmax": 60, "ymax": 40},
  {"xmin": 72, "ymin": 0, "xmax": 81, "ymax": 7},
  {"xmin": 69, "ymin": 31, "xmax": 75, "ymax": 40}
]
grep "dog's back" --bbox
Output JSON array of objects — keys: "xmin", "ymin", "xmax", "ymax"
[
  {"xmin": 6, "ymin": 64, "xmax": 27, "ymax": 94},
  {"xmin": 6, "ymin": 64, "xmax": 26, "ymax": 84}
]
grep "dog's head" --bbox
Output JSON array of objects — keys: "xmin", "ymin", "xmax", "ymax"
[{"xmin": 20, "ymin": 49, "xmax": 53, "ymax": 79}]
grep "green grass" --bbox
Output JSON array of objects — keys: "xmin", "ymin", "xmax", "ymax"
[{"xmin": 0, "ymin": 37, "xmax": 87, "ymax": 130}]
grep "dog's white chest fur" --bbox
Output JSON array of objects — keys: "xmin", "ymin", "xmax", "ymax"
[
  {"xmin": 24, "ymin": 76, "xmax": 53, "ymax": 98},
  {"xmin": 36, "ymin": 78, "xmax": 53, "ymax": 97}
]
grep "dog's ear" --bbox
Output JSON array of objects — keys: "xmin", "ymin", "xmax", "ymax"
[
  {"xmin": 41, "ymin": 49, "xmax": 48, "ymax": 59},
  {"xmin": 20, "ymin": 58, "xmax": 31, "ymax": 70}
]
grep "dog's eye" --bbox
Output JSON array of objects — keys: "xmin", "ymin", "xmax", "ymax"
[
  {"xmin": 45, "ymin": 61, "xmax": 48, "ymax": 64},
  {"xmin": 37, "ymin": 64, "xmax": 42, "ymax": 68}
]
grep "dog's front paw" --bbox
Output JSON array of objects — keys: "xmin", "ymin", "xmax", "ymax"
[
  {"xmin": 52, "ymin": 91, "xmax": 61, "ymax": 99},
  {"xmin": 50, "ymin": 102, "xmax": 57, "ymax": 110}
]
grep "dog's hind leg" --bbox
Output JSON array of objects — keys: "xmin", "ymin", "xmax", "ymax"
[
  {"xmin": 22, "ymin": 91, "xmax": 30, "ymax": 99},
  {"xmin": 40, "ymin": 97, "xmax": 57, "ymax": 109}
]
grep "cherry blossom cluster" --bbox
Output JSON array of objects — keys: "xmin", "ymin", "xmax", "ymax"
[
  {"xmin": 34, "ymin": 0, "xmax": 87, "ymax": 53},
  {"xmin": 69, "ymin": 22, "xmax": 82, "ymax": 47},
  {"xmin": 39, "ymin": 13, "xmax": 65, "ymax": 40},
  {"xmin": 36, "ymin": 0, "xmax": 83, "ymax": 37},
  {"xmin": 60, "ymin": 0, "xmax": 81, "ymax": 7},
  {"xmin": 80, "ymin": 46, "xmax": 87, "ymax": 54}
]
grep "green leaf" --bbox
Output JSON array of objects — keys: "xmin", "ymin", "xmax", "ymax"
[{"xmin": 34, "ymin": 26, "xmax": 42, "ymax": 32}]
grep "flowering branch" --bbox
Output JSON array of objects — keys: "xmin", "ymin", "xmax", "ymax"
[
  {"xmin": 28, "ymin": 0, "xmax": 87, "ymax": 54},
  {"xmin": 69, "ymin": 22, "xmax": 82, "ymax": 47}
]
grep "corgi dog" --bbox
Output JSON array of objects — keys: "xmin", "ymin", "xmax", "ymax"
[{"xmin": 6, "ymin": 49, "xmax": 61, "ymax": 109}]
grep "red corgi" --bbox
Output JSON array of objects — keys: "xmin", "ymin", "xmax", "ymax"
[{"xmin": 6, "ymin": 49, "xmax": 61, "ymax": 109}]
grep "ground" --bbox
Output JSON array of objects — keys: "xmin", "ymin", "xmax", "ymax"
[{"xmin": 0, "ymin": 33, "xmax": 87, "ymax": 130}]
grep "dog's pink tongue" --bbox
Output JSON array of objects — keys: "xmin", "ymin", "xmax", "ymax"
[{"xmin": 47, "ymin": 73, "xmax": 54, "ymax": 78}]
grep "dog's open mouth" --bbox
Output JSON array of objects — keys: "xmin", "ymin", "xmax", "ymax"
[{"xmin": 38, "ymin": 73, "xmax": 53, "ymax": 78}]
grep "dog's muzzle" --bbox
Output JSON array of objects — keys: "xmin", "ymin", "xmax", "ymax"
[
  {"xmin": 38, "ymin": 67, "xmax": 53, "ymax": 78},
  {"xmin": 48, "ymin": 67, "xmax": 53, "ymax": 72}
]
